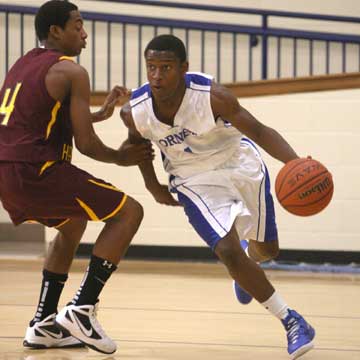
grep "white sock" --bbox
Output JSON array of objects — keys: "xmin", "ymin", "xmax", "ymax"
[{"xmin": 261, "ymin": 291, "xmax": 290, "ymax": 320}]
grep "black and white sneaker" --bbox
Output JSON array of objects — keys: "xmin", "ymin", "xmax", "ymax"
[
  {"xmin": 55, "ymin": 303, "xmax": 116, "ymax": 354},
  {"xmin": 23, "ymin": 313, "xmax": 85, "ymax": 349}
]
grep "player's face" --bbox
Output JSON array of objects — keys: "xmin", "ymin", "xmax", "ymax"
[
  {"xmin": 145, "ymin": 50, "xmax": 188, "ymax": 101},
  {"xmin": 57, "ymin": 10, "xmax": 87, "ymax": 56}
]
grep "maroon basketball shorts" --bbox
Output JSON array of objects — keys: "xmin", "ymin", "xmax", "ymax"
[{"xmin": 0, "ymin": 161, "xmax": 127, "ymax": 227}]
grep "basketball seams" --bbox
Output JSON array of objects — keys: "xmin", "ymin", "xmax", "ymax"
[
  {"xmin": 278, "ymin": 170, "xmax": 330, "ymax": 203},
  {"xmin": 276, "ymin": 159, "xmax": 312, "ymax": 196},
  {"xmin": 275, "ymin": 158, "xmax": 333, "ymax": 216}
]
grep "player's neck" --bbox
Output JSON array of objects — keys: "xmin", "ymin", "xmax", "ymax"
[
  {"xmin": 41, "ymin": 40, "xmax": 75, "ymax": 57},
  {"xmin": 152, "ymin": 82, "xmax": 186, "ymax": 126},
  {"xmin": 153, "ymin": 81, "xmax": 186, "ymax": 108}
]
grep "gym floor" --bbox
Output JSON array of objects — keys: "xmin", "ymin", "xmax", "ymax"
[{"xmin": 0, "ymin": 258, "xmax": 359, "ymax": 360}]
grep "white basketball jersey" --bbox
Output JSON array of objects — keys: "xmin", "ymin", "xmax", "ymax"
[{"xmin": 130, "ymin": 72, "xmax": 243, "ymax": 178}]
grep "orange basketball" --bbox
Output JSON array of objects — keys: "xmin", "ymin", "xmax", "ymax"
[{"xmin": 275, "ymin": 158, "xmax": 334, "ymax": 216}]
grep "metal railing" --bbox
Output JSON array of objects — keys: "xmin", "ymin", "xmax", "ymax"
[{"xmin": 1, "ymin": 2, "xmax": 360, "ymax": 90}]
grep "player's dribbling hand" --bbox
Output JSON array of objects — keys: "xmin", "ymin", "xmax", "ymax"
[
  {"xmin": 117, "ymin": 139, "xmax": 154, "ymax": 166},
  {"xmin": 98, "ymin": 86, "xmax": 132, "ymax": 120},
  {"xmin": 151, "ymin": 184, "xmax": 181, "ymax": 206}
]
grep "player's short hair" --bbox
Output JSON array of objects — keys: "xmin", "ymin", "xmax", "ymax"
[
  {"xmin": 144, "ymin": 34, "xmax": 187, "ymax": 63},
  {"xmin": 35, "ymin": 0, "xmax": 78, "ymax": 41}
]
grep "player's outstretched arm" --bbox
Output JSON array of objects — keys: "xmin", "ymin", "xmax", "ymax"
[
  {"xmin": 46, "ymin": 60, "xmax": 152, "ymax": 166},
  {"xmin": 92, "ymin": 86, "xmax": 132, "ymax": 123},
  {"xmin": 120, "ymin": 104, "xmax": 180, "ymax": 206},
  {"xmin": 210, "ymin": 82, "xmax": 299, "ymax": 164}
]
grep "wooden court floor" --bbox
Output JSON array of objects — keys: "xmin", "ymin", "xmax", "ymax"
[{"xmin": 0, "ymin": 258, "xmax": 359, "ymax": 360}]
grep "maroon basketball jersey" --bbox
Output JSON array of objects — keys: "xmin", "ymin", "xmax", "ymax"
[{"xmin": 0, "ymin": 48, "xmax": 73, "ymax": 162}]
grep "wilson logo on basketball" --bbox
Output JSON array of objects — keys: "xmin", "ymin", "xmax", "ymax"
[{"xmin": 298, "ymin": 177, "xmax": 332, "ymax": 200}]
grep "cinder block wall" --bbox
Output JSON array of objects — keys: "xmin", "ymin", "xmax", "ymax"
[
  {"xmin": 1, "ymin": 1, "xmax": 359, "ymax": 251},
  {"xmin": 44, "ymin": 88, "xmax": 360, "ymax": 251}
]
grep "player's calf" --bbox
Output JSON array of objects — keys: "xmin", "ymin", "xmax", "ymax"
[{"xmin": 249, "ymin": 239, "xmax": 279, "ymax": 262}]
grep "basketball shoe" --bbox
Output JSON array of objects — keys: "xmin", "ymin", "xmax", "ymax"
[
  {"xmin": 23, "ymin": 313, "xmax": 85, "ymax": 349},
  {"xmin": 55, "ymin": 302, "xmax": 116, "ymax": 354},
  {"xmin": 282, "ymin": 309, "xmax": 315, "ymax": 359},
  {"xmin": 233, "ymin": 240, "xmax": 253, "ymax": 304}
]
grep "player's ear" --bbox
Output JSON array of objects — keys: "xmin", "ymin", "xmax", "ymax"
[
  {"xmin": 180, "ymin": 61, "xmax": 189, "ymax": 74},
  {"xmin": 49, "ymin": 25, "xmax": 62, "ymax": 40}
]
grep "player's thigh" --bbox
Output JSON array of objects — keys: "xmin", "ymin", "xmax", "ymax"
[
  {"xmin": 56, "ymin": 218, "xmax": 88, "ymax": 240},
  {"xmin": 176, "ymin": 182, "xmax": 238, "ymax": 250},
  {"xmin": 244, "ymin": 165, "xmax": 278, "ymax": 243},
  {"xmin": 4, "ymin": 162, "xmax": 127, "ymax": 224},
  {"xmin": 245, "ymin": 165, "xmax": 279, "ymax": 259},
  {"xmin": 41, "ymin": 162, "xmax": 128, "ymax": 221}
]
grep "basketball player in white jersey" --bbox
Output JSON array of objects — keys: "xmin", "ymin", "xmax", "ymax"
[{"xmin": 120, "ymin": 34, "xmax": 315, "ymax": 359}]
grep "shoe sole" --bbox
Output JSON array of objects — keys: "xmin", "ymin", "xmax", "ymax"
[
  {"xmin": 55, "ymin": 320, "xmax": 116, "ymax": 355},
  {"xmin": 291, "ymin": 341, "xmax": 314, "ymax": 359},
  {"xmin": 23, "ymin": 339, "xmax": 86, "ymax": 349}
]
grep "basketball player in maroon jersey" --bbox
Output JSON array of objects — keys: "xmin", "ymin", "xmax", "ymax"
[{"xmin": 0, "ymin": 0, "xmax": 153, "ymax": 354}]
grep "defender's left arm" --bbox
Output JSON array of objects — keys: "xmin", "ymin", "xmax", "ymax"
[{"xmin": 210, "ymin": 82, "xmax": 299, "ymax": 164}]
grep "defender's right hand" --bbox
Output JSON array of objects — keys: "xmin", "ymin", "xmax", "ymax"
[{"xmin": 117, "ymin": 140, "xmax": 154, "ymax": 166}]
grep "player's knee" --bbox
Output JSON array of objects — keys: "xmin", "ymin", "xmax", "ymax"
[
  {"xmin": 215, "ymin": 238, "xmax": 247, "ymax": 270},
  {"xmin": 127, "ymin": 196, "xmax": 144, "ymax": 225},
  {"xmin": 113, "ymin": 196, "xmax": 144, "ymax": 226},
  {"xmin": 58, "ymin": 218, "xmax": 87, "ymax": 242}
]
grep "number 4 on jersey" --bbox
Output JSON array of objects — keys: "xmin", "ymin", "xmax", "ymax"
[{"xmin": 0, "ymin": 82, "xmax": 22, "ymax": 126}]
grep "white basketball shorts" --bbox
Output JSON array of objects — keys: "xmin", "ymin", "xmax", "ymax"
[{"xmin": 170, "ymin": 138, "xmax": 278, "ymax": 250}]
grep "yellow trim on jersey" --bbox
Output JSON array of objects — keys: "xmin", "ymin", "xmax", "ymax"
[
  {"xmin": 59, "ymin": 56, "xmax": 74, "ymax": 62},
  {"xmin": 46, "ymin": 101, "xmax": 61, "ymax": 140},
  {"xmin": 101, "ymin": 194, "xmax": 128, "ymax": 222},
  {"xmin": 88, "ymin": 179, "xmax": 122, "ymax": 192},
  {"xmin": 76, "ymin": 198, "xmax": 99, "ymax": 221},
  {"xmin": 54, "ymin": 219, "xmax": 70, "ymax": 228},
  {"xmin": 39, "ymin": 161, "xmax": 56, "ymax": 176}
]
